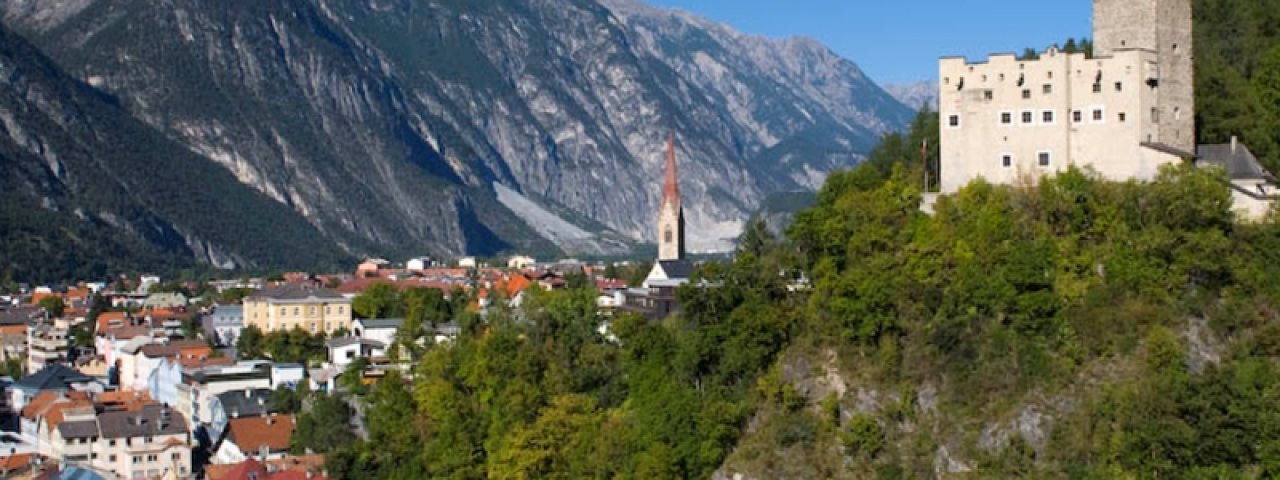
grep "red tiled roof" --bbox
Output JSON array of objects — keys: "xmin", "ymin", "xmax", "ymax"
[
  {"xmin": 0, "ymin": 453, "xmax": 34, "ymax": 474},
  {"xmin": 95, "ymin": 311, "xmax": 128, "ymax": 333},
  {"xmin": 227, "ymin": 415, "xmax": 295, "ymax": 453}
]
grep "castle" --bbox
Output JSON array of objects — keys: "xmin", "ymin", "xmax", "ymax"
[{"xmin": 937, "ymin": 0, "xmax": 1195, "ymax": 193}]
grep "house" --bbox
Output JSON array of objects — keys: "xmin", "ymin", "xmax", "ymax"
[
  {"xmin": 1196, "ymin": 138, "xmax": 1280, "ymax": 220},
  {"xmin": 351, "ymin": 318, "xmax": 401, "ymax": 347},
  {"xmin": 16, "ymin": 390, "xmax": 189, "ymax": 479},
  {"xmin": 142, "ymin": 293, "xmax": 188, "ymax": 310},
  {"xmin": 270, "ymin": 364, "xmax": 305, "ymax": 391},
  {"xmin": 120, "ymin": 340, "xmax": 212, "ymax": 392},
  {"xmin": 356, "ymin": 258, "xmax": 391, "ymax": 278},
  {"xmin": 0, "ymin": 309, "xmax": 31, "ymax": 362},
  {"xmin": 207, "ymin": 457, "xmax": 329, "ymax": 480},
  {"xmin": 207, "ymin": 389, "xmax": 278, "ymax": 446},
  {"xmin": 8, "ymin": 365, "xmax": 95, "ymax": 415},
  {"xmin": 91, "ymin": 403, "xmax": 192, "ymax": 479},
  {"xmin": 406, "ymin": 257, "xmax": 432, "ymax": 271},
  {"xmin": 212, "ymin": 414, "xmax": 295, "ymax": 464},
  {"xmin": 26, "ymin": 323, "xmax": 70, "ymax": 374},
  {"xmin": 242, "ymin": 284, "xmax": 352, "ymax": 335},
  {"xmin": 507, "ymin": 256, "xmax": 537, "ymax": 270},
  {"xmin": 179, "ymin": 362, "xmax": 273, "ymax": 428},
  {"xmin": 326, "ymin": 337, "xmax": 386, "ymax": 370},
  {"xmin": 457, "ymin": 257, "xmax": 478, "ymax": 269},
  {"xmin": 204, "ymin": 305, "xmax": 244, "ymax": 347}
]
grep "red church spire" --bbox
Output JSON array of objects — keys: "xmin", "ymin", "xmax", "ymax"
[{"xmin": 663, "ymin": 133, "xmax": 680, "ymax": 205}]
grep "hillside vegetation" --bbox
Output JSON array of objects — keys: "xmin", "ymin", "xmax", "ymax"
[{"xmin": 302, "ymin": 99, "xmax": 1280, "ymax": 479}]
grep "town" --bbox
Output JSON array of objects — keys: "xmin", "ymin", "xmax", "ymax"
[{"xmin": 0, "ymin": 135, "xmax": 704, "ymax": 479}]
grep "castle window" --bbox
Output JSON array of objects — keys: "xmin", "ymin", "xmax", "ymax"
[
  {"xmin": 948, "ymin": 115, "xmax": 960, "ymax": 128},
  {"xmin": 1038, "ymin": 151, "xmax": 1052, "ymax": 167},
  {"xmin": 1043, "ymin": 84, "xmax": 1053, "ymax": 94},
  {"xmin": 1152, "ymin": 108, "xmax": 1160, "ymax": 123},
  {"xmin": 1042, "ymin": 110, "xmax": 1055, "ymax": 124},
  {"xmin": 1073, "ymin": 111, "xmax": 1083, "ymax": 123},
  {"xmin": 943, "ymin": 77, "xmax": 950, "ymax": 85},
  {"xmin": 1174, "ymin": 107, "xmax": 1182, "ymax": 120},
  {"xmin": 1118, "ymin": 112, "xmax": 1127, "ymax": 122},
  {"xmin": 1021, "ymin": 111, "xmax": 1034, "ymax": 124},
  {"xmin": 1115, "ymin": 82, "xmax": 1123, "ymax": 92},
  {"xmin": 1093, "ymin": 83, "xmax": 1102, "ymax": 93},
  {"xmin": 1093, "ymin": 108, "xmax": 1105, "ymax": 122},
  {"xmin": 1001, "ymin": 154, "xmax": 1013, "ymax": 168},
  {"xmin": 1022, "ymin": 89, "xmax": 1031, "ymax": 99},
  {"xmin": 1000, "ymin": 112, "xmax": 1013, "ymax": 125},
  {"xmin": 983, "ymin": 90, "xmax": 993, "ymax": 101}
]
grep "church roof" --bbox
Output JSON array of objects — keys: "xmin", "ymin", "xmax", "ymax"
[
  {"xmin": 657, "ymin": 260, "xmax": 694, "ymax": 280},
  {"xmin": 663, "ymin": 134, "xmax": 681, "ymax": 205}
]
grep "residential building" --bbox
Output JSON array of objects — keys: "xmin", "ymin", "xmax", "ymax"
[
  {"xmin": 91, "ymin": 403, "xmax": 192, "ymax": 479},
  {"xmin": 212, "ymin": 414, "xmax": 295, "ymax": 464},
  {"xmin": 243, "ymin": 284, "xmax": 352, "ymax": 335},
  {"xmin": 937, "ymin": 0, "xmax": 1194, "ymax": 194},
  {"xmin": 26, "ymin": 323, "xmax": 70, "ymax": 374},
  {"xmin": 203, "ymin": 305, "xmax": 244, "ymax": 348},
  {"xmin": 207, "ymin": 389, "xmax": 278, "ymax": 446},
  {"xmin": 351, "ymin": 318, "xmax": 401, "ymax": 347},
  {"xmin": 326, "ymin": 338, "xmax": 386, "ymax": 370},
  {"xmin": 179, "ymin": 362, "xmax": 273, "ymax": 429},
  {"xmin": 142, "ymin": 293, "xmax": 188, "ymax": 310},
  {"xmin": 119, "ymin": 340, "xmax": 212, "ymax": 393},
  {"xmin": 9, "ymin": 366, "xmax": 94, "ymax": 415},
  {"xmin": 270, "ymin": 364, "xmax": 305, "ymax": 391},
  {"xmin": 507, "ymin": 256, "xmax": 537, "ymax": 270},
  {"xmin": 207, "ymin": 457, "xmax": 329, "ymax": 480}
]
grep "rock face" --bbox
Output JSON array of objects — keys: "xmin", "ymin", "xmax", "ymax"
[
  {"xmin": 884, "ymin": 81, "xmax": 939, "ymax": 112},
  {"xmin": 2, "ymin": 0, "xmax": 911, "ymax": 261},
  {"xmin": 0, "ymin": 24, "xmax": 350, "ymax": 281}
]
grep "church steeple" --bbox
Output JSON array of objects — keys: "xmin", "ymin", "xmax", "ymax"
[{"xmin": 658, "ymin": 133, "xmax": 686, "ymax": 261}]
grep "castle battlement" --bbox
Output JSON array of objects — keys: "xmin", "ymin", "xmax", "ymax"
[{"xmin": 936, "ymin": 0, "xmax": 1193, "ymax": 194}]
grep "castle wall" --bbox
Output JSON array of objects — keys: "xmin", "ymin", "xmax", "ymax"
[{"xmin": 938, "ymin": 0, "xmax": 1193, "ymax": 194}]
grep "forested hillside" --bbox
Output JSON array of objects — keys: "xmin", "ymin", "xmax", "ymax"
[{"xmin": 1195, "ymin": 0, "xmax": 1280, "ymax": 170}]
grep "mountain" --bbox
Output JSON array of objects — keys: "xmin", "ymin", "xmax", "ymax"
[
  {"xmin": 0, "ymin": 24, "xmax": 351, "ymax": 282},
  {"xmin": 884, "ymin": 80, "xmax": 938, "ymax": 112},
  {"xmin": 1, "ymin": 0, "xmax": 911, "ymax": 268}
]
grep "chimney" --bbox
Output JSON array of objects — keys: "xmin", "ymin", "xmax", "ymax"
[
  {"xmin": 266, "ymin": 416, "xmax": 274, "ymax": 426},
  {"xmin": 245, "ymin": 389, "xmax": 252, "ymax": 398},
  {"xmin": 1232, "ymin": 136, "xmax": 1239, "ymax": 154}
]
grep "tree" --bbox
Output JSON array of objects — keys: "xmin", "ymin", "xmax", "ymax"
[
  {"xmin": 352, "ymin": 283, "xmax": 399, "ymax": 319},
  {"xmin": 236, "ymin": 325, "xmax": 266, "ymax": 360},
  {"xmin": 291, "ymin": 394, "xmax": 356, "ymax": 454},
  {"xmin": 38, "ymin": 296, "xmax": 66, "ymax": 319}
]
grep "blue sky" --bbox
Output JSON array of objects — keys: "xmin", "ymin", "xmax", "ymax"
[{"xmin": 645, "ymin": 1, "xmax": 1091, "ymax": 86}]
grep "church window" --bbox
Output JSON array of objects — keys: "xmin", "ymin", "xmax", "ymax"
[
  {"xmin": 664, "ymin": 227, "xmax": 673, "ymax": 244},
  {"xmin": 1151, "ymin": 107, "xmax": 1160, "ymax": 123}
]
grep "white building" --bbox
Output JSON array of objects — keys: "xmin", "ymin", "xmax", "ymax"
[{"xmin": 937, "ymin": 0, "xmax": 1194, "ymax": 194}]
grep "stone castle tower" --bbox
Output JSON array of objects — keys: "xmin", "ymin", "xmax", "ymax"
[
  {"xmin": 657, "ymin": 134, "xmax": 685, "ymax": 261},
  {"xmin": 1093, "ymin": 0, "xmax": 1195, "ymax": 153}
]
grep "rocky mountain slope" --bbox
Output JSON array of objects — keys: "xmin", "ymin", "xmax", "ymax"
[
  {"xmin": 2, "ymin": 0, "xmax": 910, "ymax": 268},
  {"xmin": 0, "ymin": 24, "xmax": 350, "ymax": 282},
  {"xmin": 884, "ymin": 81, "xmax": 938, "ymax": 112}
]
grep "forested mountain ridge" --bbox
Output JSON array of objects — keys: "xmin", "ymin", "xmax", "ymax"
[
  {"xmin": 1, "ymin": 0, "xmax": 911, "ymax": 266},
  {"xmin": 0, "ymin": 24, "xmax": 351, "ymax": 282}
]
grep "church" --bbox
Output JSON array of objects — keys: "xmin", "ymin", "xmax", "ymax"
[{"xmin": 618, "ymin": 134, "xmax": 694, "ymax": 319}]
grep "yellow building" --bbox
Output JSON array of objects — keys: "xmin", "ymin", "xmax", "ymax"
[{"xmin": 243, "ymin": 283, "xmax": 352, "ymax": 334}]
